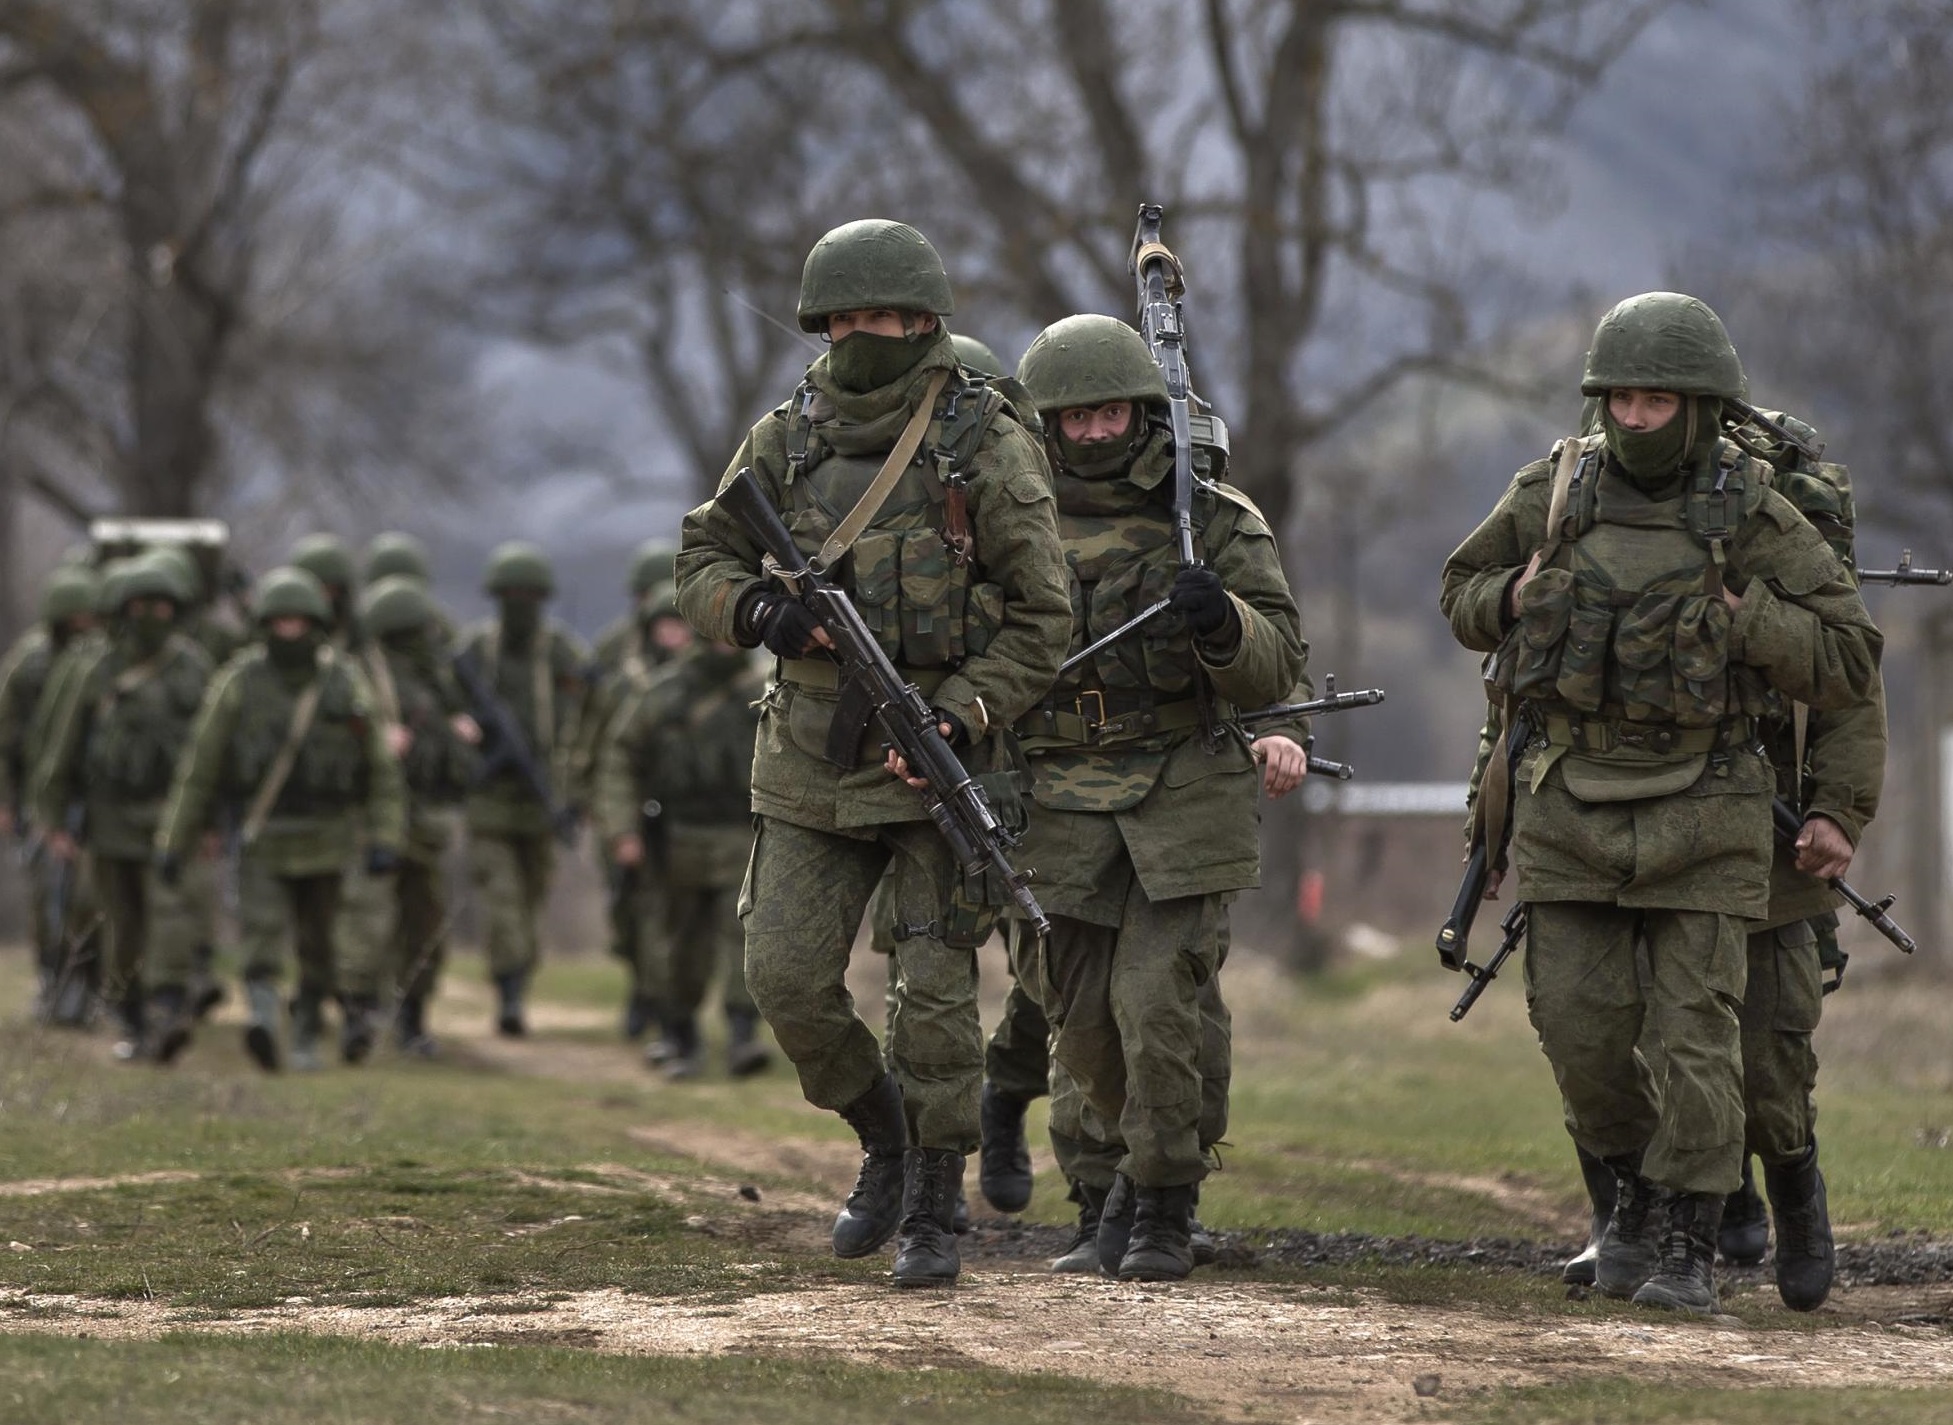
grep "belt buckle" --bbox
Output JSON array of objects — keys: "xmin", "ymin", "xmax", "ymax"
[{"xmin": 1075, "ymin": 689, "xmax": 1108, "ymax": 740}]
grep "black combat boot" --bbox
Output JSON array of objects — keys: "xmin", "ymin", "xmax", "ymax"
[
  {"xmin": 977, "ymin": 1082, "xmax": 1034, "ymax": 1213},
  {"xmin": 831, "ymin": 1072, "xmax": 909, "ymax": 1258},
  {"xmin": 395, "ymin": 994, "xmax": 438, "ymax": 1057},
  {"xmin": 660, "ymin": 1016, "xmax": 703, "ymax": 1082},
  {"xmin": 147, "ymin": 986, "xmax": 193, "ymax": 1066},
  {"xmin": 1719, "ymin": 1155, "xmax": 1770, "ymax": 1266},
  {"xmin": 339, "ymin": 994, "xmax": 378, "ymax": 1064},
  {"xmin": 111, "ymin": 990, "xmax": 147, "ymax": 1062},
  {"xmin": 1096, "ymin": 1172, "xmax": 1137, "ymax": 1277},
  {"xmin": 892, "ymin": 1148, "xmax": 965, "ymax": 1287},
  {"xmin": 1595, "ymin": 1153, "xmax": 1663, "ymax": 1299},
  {"xmin": 190, "ymin": 944, "xmax": 226, "ymax": 1020},
  {"xmin": 243, "ymin": 978, "xmax": 282, "ymax": 1072},
  {"xmin": 1563, "ymin": 1145, "xmax": 1620, "ymax": 1286},
  {"xmin": 495, "ymin": 972, "xmax": 527, "ymax": 1037},
  {"xmin": 1763, "ymin": 1140, "xmax": 1834, "ymax": 1312},
  {"xmin": 1188, "ymin": 1181, "xmax": 1217, "ymax": 1268},
  {"xmin": 726, "ymin": 1008, "xmax": 772, "ymax": 1077},
  {"xmin": 1051, "ymin": 1180, "xmax": 1108, "ymax": 1273},
  {"xmin": 1119, "ymin": 1184, "xmax": 1197, "ymax": 1282},
  {"xmin": 1633, "ymin": 1190, "xmax": 1723, "ymax": 1314}
]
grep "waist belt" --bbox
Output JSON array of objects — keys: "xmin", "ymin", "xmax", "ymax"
[
  {"xmin": 1015, "ymin": 690, "xmax": 1211, "ymax": 746},
  {"xmin": 778, "ymin": 658, "xmax": 953, "ymax": 698},
  {"xmin": 1540, "ymin": 712, "xmax": 1753, "ymax": 756}
]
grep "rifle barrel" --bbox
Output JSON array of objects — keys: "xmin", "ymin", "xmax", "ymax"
[{"xmin": 1771, "ymin": 798, "xmax": 1917, "ymax": 954}]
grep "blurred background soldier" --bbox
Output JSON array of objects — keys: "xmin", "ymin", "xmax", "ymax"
[
  {"xmin": 456, "ymin": 541, "xmax": 589, "ymax": 1037},
  {"xmin": 597, "ymin": 601, "xmax": 771, "ymax": 1081},
  {"xmin": 35, "ymin": 555, "xmax": 213, "ymax": 1062},
  {"xmin": 1, "ymin": 565, "xmax": 100, "ymax": 1019},
  {"xmin": 157, "ymin": 567, "xmax": 405, "ymax": 1072},
  {"xmin": 574, "ymin": 540, "xmax": 680, "ymax": 1045}
]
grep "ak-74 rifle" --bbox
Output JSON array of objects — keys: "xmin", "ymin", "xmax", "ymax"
[
  {"xmin": 452, "ymin": 647, "xmax": 581, "ymax": 846},
  {"xmin": 1235, "ymin": 680, "xmax": 1387, "ymax": 782},
  {"xmin": 1059, "ymin": 203, "xmax": 1220, "ymax": 679},
  {"xmin": 1856, "ymin": 550, "xmax": 1952, "ymax": 587},
  {"xmin": 716, "ymin": 467, "xmax": 1049, "ymax": 933}
]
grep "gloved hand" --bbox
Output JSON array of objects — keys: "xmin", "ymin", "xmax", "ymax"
[
  {"xmin": 741, "ymin": 589, "xmax": 824, "ymax": 659},
  {"xmin": 154, "ymin": 850, "xmax": 182, "ymax": 887},
  {"xmin": 932, "ymin": 708, "xmax": 968, "ymax": 748},
  {"xmin": 1169, "ymin": 566, "xmax": 1233, "ymax": 638},
  {"xmin": 366, "ymin": 846, "xmax": 401, "ymax": 877}
]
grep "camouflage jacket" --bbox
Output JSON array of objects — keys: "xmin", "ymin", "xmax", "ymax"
[
  {"xmin": 1010, "ymin": 440, "xmax": 1308, "ymax": 918},
  {"xmin": 361, "ymin": 641, "xmax": 477, "ymax": 865},
  {"xmin": 676, "ymin": 336, "xmax": 1070, "ymax": 834},
  {"xmin": 0, "ymin": 627, "xmax": 54, "ymax": 815},
  {"xmin": 456, "ymin": 619, "xmax": 590, "ymax": 838},
  {"xmin": 570, "ymin": 613, "xmax": 672, "ymax": 809}
]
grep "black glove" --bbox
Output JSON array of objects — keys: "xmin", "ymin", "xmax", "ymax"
[
  {"xmin": 366, "ymin": 846, "xmax": 401, "ymax": 877},
  {"xmin": 154, "ymin": 850, "xmax": 182, "ymax": 887},
  {"xmin": 1169, "ymin": 566, "xmax": 1233, "ymax": 638},
  {"xmin": 740, "ymin": 588, "xmax": 824, "ymax": 659},
  {"xmin": 932, "ymin": 708, "xmax": 968, "ymax": 748}
]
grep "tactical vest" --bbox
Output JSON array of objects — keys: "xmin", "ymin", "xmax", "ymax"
[
  {"xmin": 385, "ymin": 649, "xmax": 472, "ymax": 802},
  {"xmin": 633, "ymin": 660, "xmax": 762, "ymax": 825},
  {"xmin": 81, "ymin": 637, "xmax": 209, "ymax": 803},
  {"xmin": 779, "ymin": 371, "xmax": 1009, "ymax": 671},
  {"xmin": 227, "ymin": 653, "xmax": 372, "ymax": 814},
  {"xmin": 1499, "ymin": 435, "xmax": 1782, "ymax": 739}
]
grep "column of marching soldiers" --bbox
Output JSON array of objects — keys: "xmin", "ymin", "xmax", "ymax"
[{"xmin": 0, "ymin": 212, "xmax": 1913, "ymax": 1314}]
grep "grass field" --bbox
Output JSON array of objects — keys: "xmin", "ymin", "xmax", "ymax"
[{"xmin": 3, "ymin": 935, "xmax": 1952, "ymax": 1423}]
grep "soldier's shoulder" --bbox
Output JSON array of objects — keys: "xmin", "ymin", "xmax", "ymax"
[{"xmin": 1208, "ymin": 483, "xmax": 1273, "ymax": 539}]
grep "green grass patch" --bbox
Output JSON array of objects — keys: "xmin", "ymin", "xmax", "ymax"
[
  {"xmin": 0, "ymin": 1332, "xmax": 1214, "ymax": 1425},
  {"xmin": 1459, "ymin": 1380, "xmax": 1953, "ymax": 1424}
]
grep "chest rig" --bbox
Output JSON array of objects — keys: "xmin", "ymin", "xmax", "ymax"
[
  {"xmin": 779, "ymin": 370, "xmax": 1007, "ymax": 675},
  {"xmin": 1501, "ymin": 434, "xmax": 1780, "ymax": 749}
]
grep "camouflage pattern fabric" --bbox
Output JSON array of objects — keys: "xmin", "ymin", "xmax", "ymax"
[
  {"xmin": 95, "ymin": 854, "xmax": 198, "ymax": 999},
  {"xmin": 470, "ymin": 832, "xmax": 554, "ymax": 980},
  {"xmin": 1740, "ymin": 919, "xmax": 1823, "ymax": 1167},
  {"xmin": 236, "ymin": 854, "xmax": 342, "ymax": 1001}
]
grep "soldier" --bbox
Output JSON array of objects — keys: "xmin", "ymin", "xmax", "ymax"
[
  {"xmin": 353, "ymin": 576, "xmax": 480, "ymax": 1057},
  {"xmin": 290, "ymin": 534, "xmax": 363, "ymax": 647},
  {"xmin": 575, "ymin": 541, "xmax": 681, "ymax": 1044},
  {"xmin": 1, "ymin": 565, "xmax": 100, "ymax": 1015},
  {"xmin": 364, "ymin": 531, "xmax": 433, "ymax": 587},
  {"xmin": 596, "ymin": 608, "xmax": 772, "ymax": 1080},
  {"xmin": 156, "ymin": 567, "xmax": 406, "ymax": 1072},
  {"xmin": 456, "ymin": 541, "xmax": 589, "ymax": 1036},
  {"xmin": 1439, "ymin": 293, "xmax": 1881, "ymax": 1313},
  {"xmin": 677, "ymin": 218, "xmax": 1069, "ymax": 1287},
  {"xmin": 149, "ymin": 543, "xmax": 246, "ymax": 670},
  {"xmin": 996, "ymin": 314, "xmax": 1305, "ymax": 1282}
]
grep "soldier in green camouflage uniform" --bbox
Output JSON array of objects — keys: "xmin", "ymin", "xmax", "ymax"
[
  {"xmin": 1, "ymin": 566, "xmax": 99, "ymax": 1015},
  {"xmin": 575, "ymin": 542, "xmax": 683, "ymax": 1046},
  {"xmin": 36, "ymin": 557, "xmax": 213, "ymax": 1061},
  {"xmin": 353, "ymin": 576, "xmax": 479, "ymax": 1057},
  {"xmin": 157, "ymin": 568, "xmax": 407, "ymax": 1072},
  {"xmin": 1440, "ymin": 293, "xmax": 1882, "ymax": 1313},
  {"xmin": 677, "ymin": 219, "xmax": 1070, "ymax": 1286},
  {"xmin": 1005, "ymin": 314, "xmax": 1307, "ymax": 1281},
  {"xmin": 458, "ymin": 542, "xmax": 589, "ymax": 1036},
  {"xmin": 596, "ymin": 622, "xmax": 771, "ymax": 1080}
]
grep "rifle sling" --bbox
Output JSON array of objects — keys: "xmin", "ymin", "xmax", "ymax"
[
  {"xmin": 241, "ymin": 648, "xmax": 335, "ymax": 845},
  {"xmin": 812, "ymin": 368, "xmax": 951, "ymax": 575}
]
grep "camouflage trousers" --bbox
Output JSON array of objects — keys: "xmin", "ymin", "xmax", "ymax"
[
  {"xmin": 630, "ymin": 825, "xmax": 755, "ymax": 1020},
  {"xmin": 742, "ymin": 816, "xmax": 981, "ymax": 1152},
  {"xmin": 32, "ymin": 850, "xmax": 105, "ymax": 994},
  {"xmin": 335, "ymin": 854, "xmax": 451, "ymax": 1004},
  {"xmin": 880, "ymin": 919, "xmax": 1051, "ymax": 1104},
  {"xmin": 469, "ymin": 832, "xmax": 554, "ymax": 980},
  {"xmin": 1014, "ymin": 888, "xmax": 1224, "ymax": 1188},
  {"xmin": 1526, "ymin": 901, "xmax": 1747, "ymax": 1195},
  {"xmin": 96, "ymin": 853, "xmax": 198, "ymax": 999},
  {"xmin": 238, "ymin": 854, "xmax": 343, "ymax": 1003},
  {"xmin": 333, "ymin": 853, "xmax": 394, "ymax": 999},
  {"xmin": 1740, "ymin": 919, "xmax": 1823, "ymax": 1167}
]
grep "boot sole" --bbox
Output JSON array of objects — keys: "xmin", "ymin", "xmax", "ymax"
[
  {"xmin": 154, "ymin": 1026, "xmax": 193, "ymax": 1066},
  {"xmin": 244, "ymin": 1026, "xmax": 280, "ymax": 1073},
  {"xmin": 832, "ymin": 1219, "xmax": 902, "ymax": 1260},
  {"xmin": 1117, "ymin": 1263, "xmax": 1192, "ymax": 1283},
  {"xmin": 979, "ymin": 1177, "xmax": 1033, "ymax": 1215},
  {"xmin": 1630, "ymin": 1285, "xmax": 1717, "ymax": 1315},
  {"xmin": 893, "ymin": 1267, "xmax": 960, "ymax": 1288}
]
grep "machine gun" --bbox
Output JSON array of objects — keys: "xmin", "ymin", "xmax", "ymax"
[
  {"xmin": 1855, "ymin": 550, "xmax": 1952, "ymax": 587},
  {"xmin": 1772, "ymin": 799, "xmax": 1916, "ymax": 954},
  {"xmin": 717, "ymin": 467, "xmax": 1048, "ymax": 933},
  {"xmin": 1059, "ymin": 203, "xmax": 1219, "ymax": 678},
  {"xmin": 451, "ymin": 647, "xmax": 581, "ymax": 846}
]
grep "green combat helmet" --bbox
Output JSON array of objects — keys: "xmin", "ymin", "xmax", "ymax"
[
  {"xmin": 1017, "ymin": 313, "xmax": 1169, "ymax": 412},
  {"xmin": 252, "ymin": 566, "xmax": 332, "ymax": 625},
  {"xmin": 289, "ymin": 533, "xmax": 358, "ymax": 593},
  {"xmin": 148, "ymin": 544, "xmax": 206, "ymax": 603},
  {"xmin": 1580, "ymin": 292, "xmax": 1748, "ymax": 400},
  {"xmin": 950, "ymin": 334, "xmax": 1006, "ymax": 378},
  {"xmin": 120, "ymin": 554, "xmax": 190, "ymax": 607},
  {"xmin": 484, "ymin": 540, "xmax": 555, "ymax": 597},
  {"xmin": 40, "ymin": 565, "xmax": 100, "ymax": 626},
  {"xmin": 361, "ymin": 574, "xmax": 436, "ymax": 638},
  {"xmin": 94, "ymin": 557, "xmax": 141, "ymax": 618},
  {"xmin": 797, "ymin": 219, "xmax": 954, "ymax": 332},
  {"xmin": 365, "ymin": 531, "xmax": 431, "ymax": 585},
  {"xmin": 629, "ymin": 540, "xmax": 677, "ymax": 595}
]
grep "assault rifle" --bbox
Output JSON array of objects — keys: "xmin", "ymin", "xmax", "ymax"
[
  {"xmin": 717, "ymin": 467, "xmax": 1049, "ymax": 933},
  {"xmin": 451, "ymin": 647, "xmax": 581, "ymax": 846},
  {"xmin": 1772, "ymin": 799, "xmax": 1916, "ymax": 954},
  {"xmin": 1236, "ymin": 681, "xmax": 1386, "ymax": 782},
  {"xmin": 1449, "ymin": 901, "xmax": 1526, "ymax": 1023},
  {"xmin": 1059, "ymin": 203, "xmax": 1214, "ymax": 678},
  {"xmin": 1437, "ymin": 710, "xmax": 1530, "ymax": 974},
  {"xmin": 1856, "ymin": 550, "xmax": 1952, "ymax": 587}
]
